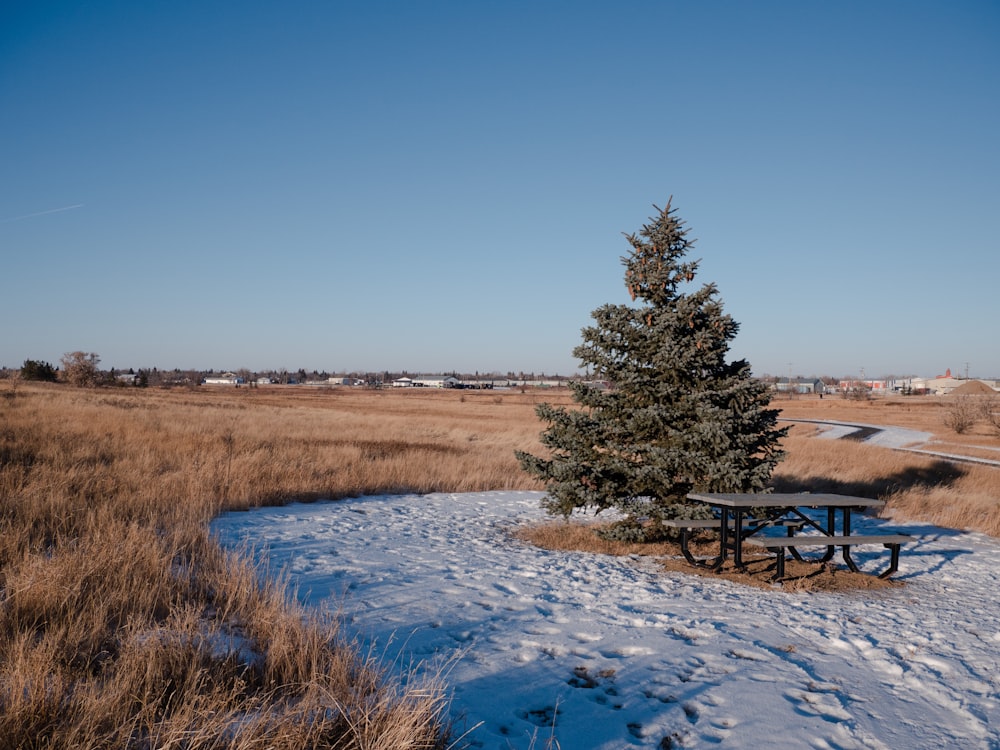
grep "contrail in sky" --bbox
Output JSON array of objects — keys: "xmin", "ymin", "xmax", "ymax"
[{"xmin": 0, "ymin": 203, "xmax": 85, "ymax": 224}]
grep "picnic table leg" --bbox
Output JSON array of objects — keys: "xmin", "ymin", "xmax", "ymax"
[
  {"xmin": 679, "ymin": 528, "xmax": 721, "ymax": 568},
  {"xmin": 677, "ymin": 528, "xmax": 697, "ymax": 565},
  {"xmin": 786, "ymin": 524, "xmax": 805, "ymax": 562},
  {"xmin": 878, "ymin": 543, "xmax": 901, "ymax": 579},
  {"xmin": 838, "ymin": 508, "xmax": 862, "ymax": 571},
  {"xmin": 732, "ymin": 509, "xmax": 746, "ymax": 569},
  {"xmin": 819, "ymin": 506, "xmax": 838, "ymax": 562},
  {"xmin": 841, "ymin": 544, "xmax": 861, "ymax": 573},
  {"xmin": 772, "ymin": 546, "xmax": 787, "ymax": 581},
  {"xmin": 713, "ymin": 508, "xmax": 731, "ymax": 571}
]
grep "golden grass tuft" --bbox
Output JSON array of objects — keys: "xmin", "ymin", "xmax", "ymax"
[{"xmin": 513, "ymin": 520, "xmax": 681, "ymax": 557}]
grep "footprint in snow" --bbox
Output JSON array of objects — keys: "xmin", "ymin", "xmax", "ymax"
[
  {"xmin": 600, "ymin": 645, "xmax": 655, "ymax": 658},
  {"xmin": 524, "ymin": 624, "xmax": 563, "ymax": 636},
  {"xmin": 726, "ymin": 647, "xmax": 769, "ymax": 661},
  {"xmin": 785, "ymin": 688, "xmax": 852, "ymax": 722},
  {"xmin": 516, "ymin": 705, "xmax": 559, "ymax": 727}
]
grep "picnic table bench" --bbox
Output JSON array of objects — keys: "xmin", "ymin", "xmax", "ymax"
[{"xmin": 756, "ymin": 534, "xmax": 912, "ymax": 580}]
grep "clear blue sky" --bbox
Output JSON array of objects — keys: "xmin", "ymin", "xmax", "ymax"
[{"xmin": 3, "ymin": 1, "xmax": 998, "ymax": 379}]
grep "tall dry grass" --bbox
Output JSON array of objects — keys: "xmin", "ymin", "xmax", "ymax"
[
  {"xmin": 1, "ymin": 383, "xmax": 997, "ymax": 747},
  {"xmin": 1, "ymin": 384, "xmax": 500, "ymax": 748}
]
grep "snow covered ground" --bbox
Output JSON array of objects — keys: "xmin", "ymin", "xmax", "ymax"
[{"xmin": 212, "ymin": 491, "xmax": 1000, "ymax": 749}]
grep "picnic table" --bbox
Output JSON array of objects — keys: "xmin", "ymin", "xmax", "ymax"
[{"xmin": 672, "ymin": 492, "xmax": 911, "ymax": 579}]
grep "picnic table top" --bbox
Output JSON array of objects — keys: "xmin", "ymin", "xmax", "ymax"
[{"xmin": 686, "ymin": 492, "xmax": 885, "ymax": 510}]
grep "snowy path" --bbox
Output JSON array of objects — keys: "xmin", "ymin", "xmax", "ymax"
[
  {"xmin": 784, "ymin": 418, "xmax": 1000, "ymax": 468},
  {"xmin": 212, "ymin": 492, "xmax": 1000, "ymax": 749},
  {"xmin": 782, "ymin": 418, "xmax": 934, "ymax": 448}
]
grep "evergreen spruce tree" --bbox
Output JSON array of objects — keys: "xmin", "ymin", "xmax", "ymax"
[{"xmin": 516, "ymin": 200, "xmax": 787, "ymax": 541}]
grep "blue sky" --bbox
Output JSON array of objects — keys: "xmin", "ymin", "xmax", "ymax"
[{"xmin": 2, "ymin": 1, "xmax": 998, "ymax": 378}]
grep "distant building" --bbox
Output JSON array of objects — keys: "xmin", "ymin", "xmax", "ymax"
[
  {"xmin": 204, "ymin": 373, "xmax": 244, "ymax": 386},
  {"xmin": 837, "ymin": 379, "xmax": 887, "ymax": 394},
  {"xmin": 413, "ymin": 375, "xmax": 462, "ymax": 388},
  {"xmin": 774, "ymin": 378, "xmax": 824, "ymax": 394}
]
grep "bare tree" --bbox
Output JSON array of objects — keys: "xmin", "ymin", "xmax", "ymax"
[
  {"xmin": 982, "ymin": 396, "xmax": 1000, "ymax": 437},
  {"xmin": 943, "ymin": 395, "xmax": 978, "ymax": 435},
  {"xmin": 845, "ymin": 382, "xmax": 871, "ymax": 401},
  {"xmin": 5, "ymin": 368, "xmax": 21, "ymax": 401},
  {"xmin": 60, "ymin": 351, "xmax": 101, "ymax": 388}
]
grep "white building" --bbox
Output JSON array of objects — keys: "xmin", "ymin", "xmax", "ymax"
[
  {"xmin": 414, "ymin": 375, "xmax": 462, "ymax": 388},
  {"xmin": 204, "ymin": 373, "xmax": 244, "ymax": 386}
]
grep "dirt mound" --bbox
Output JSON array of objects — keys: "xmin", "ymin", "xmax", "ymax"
[
  {"xmin": 948, "ymin": 380, "xmax": 998, "ymax": 396},
  {"xmin": 657, "ymin": 551, "xmax": 900, "ymax": 592},
  {"xmin": 516, "ymin": 522, "xmax": 901, "ymax": 593}
]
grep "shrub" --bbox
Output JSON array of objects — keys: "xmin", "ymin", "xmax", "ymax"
[
  {"xmin": 60, "ymin": 351, "xmax": 101, "ymax": 388},
  {"xmin": 943, "ymin": 396, "xmax": 978, "ymax": 434},
  {"xmin": 20, "ymin": 359, "xmax": 58, "ymax": 382}
]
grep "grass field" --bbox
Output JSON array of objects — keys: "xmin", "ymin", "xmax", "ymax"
[{"xmin": 1, "ymin": 382, "xmax": 997, "ymax": 747}]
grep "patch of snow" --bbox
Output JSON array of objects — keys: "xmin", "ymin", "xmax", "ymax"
[
  {"xmin": 785, "ymin": 419, "xmax": 933, "ymax": 448},
  {"xmin": 810, "ymin": 423, "xmax": 863, "ymax": 440},
  {"xmin": 858, "ymin": 425, "xmax": 933, "ymax": 449},
  {"xmin": 212, "ymin": 491, "xmax": 1000, "ymax": 749}
]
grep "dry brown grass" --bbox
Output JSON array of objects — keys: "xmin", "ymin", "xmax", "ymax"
[
  {"xmin": 1, "ymin": 383, "xmax": 489, "ymax": 748},
  {"xmin": 1, "ymin": 383, "xmax": 997, "ymax": 745}
]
